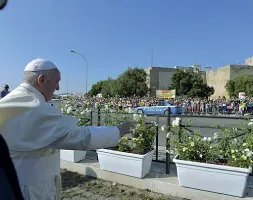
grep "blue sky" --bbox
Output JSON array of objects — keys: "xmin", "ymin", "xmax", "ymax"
[{"xmin": 0, "ymin": 0, "xmax": 253, "ymax": 94}]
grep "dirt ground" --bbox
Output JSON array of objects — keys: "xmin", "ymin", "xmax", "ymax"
[{"xmin": 61, "ymin": 169, "xmax": 190, "ymax": 200}]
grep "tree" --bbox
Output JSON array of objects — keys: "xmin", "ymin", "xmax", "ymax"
[
  {"xmin": 169, "ymin": 69, "xmax": 214, "ymax": 98},
  {"xmin": 101, "ymin": 78, "xmax": 118, "ymax": 97},
  {"xmin": 88, "ymin": 78, "xmax": 118, "ymax": 97},
  {"xmin": 226, "ymin": 75, "xmax": 253, "ymax": 98},
  {"xmin": 88, "ymin": 80, "xmax": 106, "ymax": 97},
  {"xmin": 225, "ymin": 79, "xmax": 236, "ymax": 97},
  {"xmin": 116, "ymin": 67, "xmax": 149, "ymax": 97}
]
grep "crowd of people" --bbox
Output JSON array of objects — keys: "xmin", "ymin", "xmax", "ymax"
[
  {"xmin": 2, "ymin": 84, "xmax": 252, "ymax": 116},
  {"xmin": 57, "ymin": 95, "xmax": 253, "ymax": 116}
]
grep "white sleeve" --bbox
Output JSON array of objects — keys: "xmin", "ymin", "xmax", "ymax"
[
  {"xmin": 87, "ymin": 126, "xmax": 120, "ymax": 150},
  {"xmin": 50, "ymin": 126, "xmax": 120, "ymax": 150}
]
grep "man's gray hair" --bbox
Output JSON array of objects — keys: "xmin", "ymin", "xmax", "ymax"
[{"xmin": 23, "ymin": 69, "xmax": 57, "ymax": 86}]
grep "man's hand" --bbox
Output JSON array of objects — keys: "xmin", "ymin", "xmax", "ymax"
[{"xmin": 117, "ymin": 122, "xmax": 134, "ymax": 137}]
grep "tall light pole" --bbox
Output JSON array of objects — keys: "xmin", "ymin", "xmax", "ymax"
[
  {"xmin": 61, "ymin": 72, "xmax": 69, "ymax": 94},
  {"xmin": 70, "ymin": 50, "xmax": 88, "ymax": 94}
]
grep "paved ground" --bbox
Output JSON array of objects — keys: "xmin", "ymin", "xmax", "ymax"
[{"xmin": 61, "ymin": 169, "xmax": 189, "ymax": 200}]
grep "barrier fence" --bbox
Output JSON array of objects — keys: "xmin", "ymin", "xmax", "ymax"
[{"xmin": 84, "ymin": 108, "xmax": 250, "ymax": 175}]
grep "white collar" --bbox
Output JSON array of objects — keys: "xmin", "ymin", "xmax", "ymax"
[{"xmin": 20, "ymin": 83, "xmax": 46, "ymax": 101}]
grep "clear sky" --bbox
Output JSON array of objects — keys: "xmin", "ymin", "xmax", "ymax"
[{"xmin": 0, "ymin": 0, "xmax": 253, "ymax": 94}]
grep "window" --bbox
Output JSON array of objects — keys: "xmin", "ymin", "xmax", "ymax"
[{"xmin": 158, "ymin": 102, "xmax": 165, "ymax": 106}]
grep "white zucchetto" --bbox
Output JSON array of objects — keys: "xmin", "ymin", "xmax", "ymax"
[{"xmin": 24, "ymin": 58, "xmax": 58, "ymax": 72}]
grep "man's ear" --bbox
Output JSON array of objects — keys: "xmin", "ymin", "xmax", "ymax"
[{"xmin": 37, "ymin": 74, "xmax": 45, "ymax": 86}]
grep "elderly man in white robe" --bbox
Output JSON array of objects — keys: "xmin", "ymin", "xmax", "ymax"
[{"xmin": 0, "ymin": 58, "xmax": 133, "ymax": 200}]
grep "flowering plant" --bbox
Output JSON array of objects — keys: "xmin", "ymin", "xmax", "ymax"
[
  {"xmin": 161, "ymin": 117, "xmax": 253, "ymax": 169},
  {"xmin": 60, "ymin": 100, "xmax": 157, "ymax": 155},
  {"xmin": 59, "ymin": 100, "xmax": 92, "ymax": 126},
  {"xmin": 116, "ymin": 114, "xmax": 157, "ymax": 154}
]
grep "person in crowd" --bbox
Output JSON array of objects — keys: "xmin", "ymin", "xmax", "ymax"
[
  {"xmin": 1, "ymin": 84, "xmax": 10, "ymax": 98},
  {"xmin": 0, "ymin": 58, "xmax": 133, "ymax": 200}
]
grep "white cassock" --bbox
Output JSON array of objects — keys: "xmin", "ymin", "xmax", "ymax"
[{"xmin": 0, "ymin": 83, "xmax": 120, "ymax": 200}]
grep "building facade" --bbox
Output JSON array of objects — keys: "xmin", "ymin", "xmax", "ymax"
[
  {"xmin": 205, "ymin": 57, "xmax": 253, "ymax": 99},
  {"xmin": 145, "ymin": 62, "xmax": 203, "ymax": 97}
]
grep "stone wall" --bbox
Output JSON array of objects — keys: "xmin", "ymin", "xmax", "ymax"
[
  {"xmin": 230, "ymin": 65, "xmax": 253, "ymax": 79},
  {"xmin": 205, "ymin": 64, "xmax": 253, "ymax": 99},
  {"xmin": 205, "ymin": 66, "xmax": 231, "ymax": 98}
]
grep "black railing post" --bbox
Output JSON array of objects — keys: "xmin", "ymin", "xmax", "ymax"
[
  {"xmin": 166, "ymin": 107, "xmax": 171, "ymax": 174},
  {"xmin": 179, "ymin": 116, "xmax": 182, "ymax": 142},
  {"xmin": 90, "ymin": 110, "xmax": 93, "ymax": 126},
  {"xmin": 155, "ymin": 116, "xmax": 159, "ymax": 161},
  {"xmin": 97, "ymin": 108, "xmax": 101, "ymax": 126}
]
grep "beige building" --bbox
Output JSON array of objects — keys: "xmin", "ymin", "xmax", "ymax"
[
  {"xmin": 205, "ymin": 56, "xmax": 253, "ymax": 99},
  {"xmin": 145, "ymin": 63, "xmax": 202, "ymax": 96}
]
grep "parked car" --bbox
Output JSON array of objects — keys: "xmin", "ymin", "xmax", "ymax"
[{"xmin": 134, "ymin": 100, "xmax": 182, "ymax": 115}]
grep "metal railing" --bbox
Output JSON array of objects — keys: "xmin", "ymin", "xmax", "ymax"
[{"xmin": 82, "ymin": 108, "xmax": 251, "ymax": 175}]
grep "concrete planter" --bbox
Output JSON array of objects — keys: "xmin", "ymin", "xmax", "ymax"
[
  {"xmin": 173, "ymin": 155, "xmax": 250, "ymax": 197},
  {"xmin": 60, "ymin": 150, "xmax": 86, "ymax": 163},
  {"xmin": 97, "ymin": 149, "xmax": 155, "ymax": 178}
]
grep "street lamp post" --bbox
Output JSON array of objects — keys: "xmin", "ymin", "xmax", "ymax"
[{"xmin": 70, "ymin": 50, "xmax": 88, "ymax": 95}]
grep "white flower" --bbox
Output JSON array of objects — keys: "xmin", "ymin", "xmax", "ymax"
[
  {"xmin": 66, "ymin": 107, "xmax": 72, "ymax": 114},
  {"xmin": 233, "ymin": 128, "xmax": 238, "ymax": 131},
  {"xmin": 161, "ymin": 125, "xmax": 166, "ymax": 132},
  {"xmin": 243, "ymin": 143, "xmax": 247, "ymax": 147},
  {"xmin": 151, "ymin": 121, "xmax": 158, "ymax": 126},
  {"xmin": 202, "ymin": 137, "xmax": 207, "ymax": 141},
  {"xmin": 172, "ymin": 117, "xmax": 181, "ymax": 127},
  {"xmin": 182, "ymin": 147, "xmax": 187, "ymax": 152},
  {"xmin": 80, "ymin": 111, "xmax": 85, "ymax": 115},
  {"xmin": 248, "ymin": 122, "xmax": 253, "ymax": 126},
  {"xmin": 166, "ymin": 132, "xmax": 171, "ymax": 138},
  {"xmin": 199, "ymin": 154, "xmax": 203, "ymax": 158},
  {"xmin": 247, "ymin": 151, "xmax": 253, "ymax": 157},
  {"xmin": 207, "ymin": 137, "xmax": 212, "ymax": 142},
  {"xmin": 133, "ymin": 114, "xmax": 143, "ymax": 121},
  {"xmin": 244, "ymin": 149, "xmax": 250, "ymax": 152},
  {"xmin": 213, "ymin": 133, "xmax": 218, "ymax": 139},
  {"xmin": 127, "ymin": 107, "xmax": 133, "ymax": 113},
  {"xmin": 242, "ymin": 155, "xmax": 247, "ymax": 160}
]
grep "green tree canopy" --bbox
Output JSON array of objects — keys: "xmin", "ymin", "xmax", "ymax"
[
  {"xmin": 169, "ymin": 69, "xmax": 214, "ymax": 98},
  {"xmin": 225, "ymin": 75, "xmax": 253, "ymax": 98},
  {"xmin": 116, "ymin": 67, "xmax": 149, "ymax": 97},
  {"xmin": 88, "ymin": 67, "xmax": 149, "ymax": 97}
]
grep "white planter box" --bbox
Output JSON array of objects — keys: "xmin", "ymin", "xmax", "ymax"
[
  {"xmin": 173, "ymin": 155, "xmax": 250, "ymax": 197},
  {"xmin": 60, "ymin": 150, "xmax": 86, "ymax": 163},
  {"xmin": 97, "ymin": 149, "xmax": 155, "ymax": 178}
]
